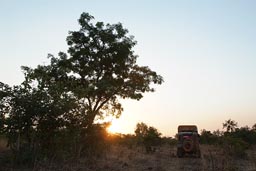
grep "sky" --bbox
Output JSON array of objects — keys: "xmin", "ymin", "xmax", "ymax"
[{"xmin": 1, "ymin": 0, "xmax": 256, "ymax": 136}]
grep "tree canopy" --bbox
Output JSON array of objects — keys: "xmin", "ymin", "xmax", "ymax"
[
  {"xmin": 135, "ymin": 122, "xmax": 162, "ymax": 152},
  {"xmin": 23, "ymin": 12, "xmax": 163, "ymax": 130},
  {"xmin": 223, "ymin": 119, "xmax": 238, "ymax": 133},
  {"xmin": 0, "ymin": 12, "xmax": 163, "ymax": 159}
]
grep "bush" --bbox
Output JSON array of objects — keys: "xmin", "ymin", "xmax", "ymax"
[
  {"xmin": 200, "ymin": 129, "xmax": 219, "ymax": 145},
  {"xmin": 220, "ymin": 136, "xmax": 249, "ymax": 158},
  {"xmin": 135, "ymin": 122, "xmax": 162, "ymax": 152}
]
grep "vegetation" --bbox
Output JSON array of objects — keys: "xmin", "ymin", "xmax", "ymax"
[
  {"xmin": 0, "ymin": 12, "xmax": 163, "ymax": 165},
  {"xmin": 200, "ymin": 119, "xmax": 256, "ymax": 158},
  {"xmin": 222, "ymin": 119, "xmax": 238, "ymax": 133},
  {"xmin": 135, "ymin": 122, "xmax": 162, "ymax": 152},
  {"xmin": 0, "ymin": 11, "xmax": 255, "ymax": 171}
]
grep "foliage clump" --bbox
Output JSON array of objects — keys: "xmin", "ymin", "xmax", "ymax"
[
  {"xmin": 0, "ymin": 12, "xmax": 163, "ymax": 165},
  {"xmin": 135, "ymin": 122, "xmax": 162, "ymax": 152},
  {"xmin": 200, "ymin": 119, "xmax": 256, "ymax": 158}
]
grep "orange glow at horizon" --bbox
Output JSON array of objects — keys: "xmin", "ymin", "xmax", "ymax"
[{"xmin": 107, "ymin": 119, "xmax": 124, "ymax": 134}]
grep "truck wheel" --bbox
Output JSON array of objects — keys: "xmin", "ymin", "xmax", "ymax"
[{"xmin": 183, "ymin": 139, "xmax": 193, "ymax": 152}]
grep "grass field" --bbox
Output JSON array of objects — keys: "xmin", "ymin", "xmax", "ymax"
[{"xmin": 2, "ymin": 144, "xmax": 255, "ymax": 171}]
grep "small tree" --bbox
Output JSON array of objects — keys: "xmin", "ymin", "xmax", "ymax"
[
  {"xmin": 144, "ymin": 126, "xmax": 162, "ymax": 146},
  {"xmin": 135, "ymin": 122, "xmax": 161, "ymax": 152},
  {"xmin": 135, "ymin": 122, "xmax": 148, "ymax": 144},
  {"xmin": 223, "ymin": 119, "xmax": 238, "ymax": 133},
  {"xmin": 0, "ymin": 80, "xmax": 78, "ymax": 162}
]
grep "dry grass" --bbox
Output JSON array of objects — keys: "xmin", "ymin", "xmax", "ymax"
[
  {"xmin": 0, "ymin": 137, "xmax": 7, "ymax": 152},
  {"xmin": 1, "ymin": 144, "xmax": 256, "ymax": 171}
]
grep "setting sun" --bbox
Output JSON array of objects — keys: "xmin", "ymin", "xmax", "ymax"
[{"xmin": 107, "ymin": 120, "xmax": 121, "ymax": 134}]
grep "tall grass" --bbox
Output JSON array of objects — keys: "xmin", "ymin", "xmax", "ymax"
[{"xmin": 0, "ymin": 135, "xmax": 8, "ymax": 152}]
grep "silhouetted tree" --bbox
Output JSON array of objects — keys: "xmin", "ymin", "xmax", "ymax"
[
  {"xmin": 1, "ymin": 12, "xmax": 163, "ymax": 160},
  {"xmin": 252, "ymin": 123, "xmax": 256, "ymax": 131},
  {"xmin": 232, "ymin": 126, "xmax": 256, "ymax": 144},
  {"xmin": 0, "ymin": 82, "xmax": 10, "ymax": 134},
  {"xmin": 212, "ymin": 129, "xmax": 223, "ymax": 137},
  {"xmin": 135, "ymin": 122, "xmax": 161, "ymax": 152},
  {"xmin": 0, "ymin": 79, "xmax": 77, "ymax": 163},
  {"xmin": 223, "ymin": 119, "xmax": 238, "ymax": 133},
  {"xmin": 23, "ymin": 12, "xmax": 163, "ymax": 133},
  {"xmin": 135, "ymin": 122, "xmax": 148, "ymax": 144},
  {"xmin": 144, "ymin": 126, "xmax": 162, "ymax": 146}
]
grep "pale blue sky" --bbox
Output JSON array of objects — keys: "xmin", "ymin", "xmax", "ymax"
[{"xmin": 1, "ymin": 0, "xmax": 256, "ymax": 136}]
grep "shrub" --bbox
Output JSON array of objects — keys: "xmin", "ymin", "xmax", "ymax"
[
  {"xmin": 220, "ymin": 136, "xmax": 249, "ymax": 158},
  {"xmin": 135, "ymin": 122, "xmax": 162, "ymax": 153}
]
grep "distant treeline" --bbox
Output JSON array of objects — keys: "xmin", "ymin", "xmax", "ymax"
[{"xmin": 200, "ymin": 119, "xmax": 256, "ymax": 158}]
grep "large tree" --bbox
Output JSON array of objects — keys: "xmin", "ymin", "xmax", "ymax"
[{"xmin": 24, "ymin": 12, "xmax": 163, "ymax": 130}]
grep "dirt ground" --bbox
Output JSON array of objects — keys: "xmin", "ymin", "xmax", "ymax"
[{"xmin": 1, "ymin": 144, "xmax": 256, "ymax": 171}]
